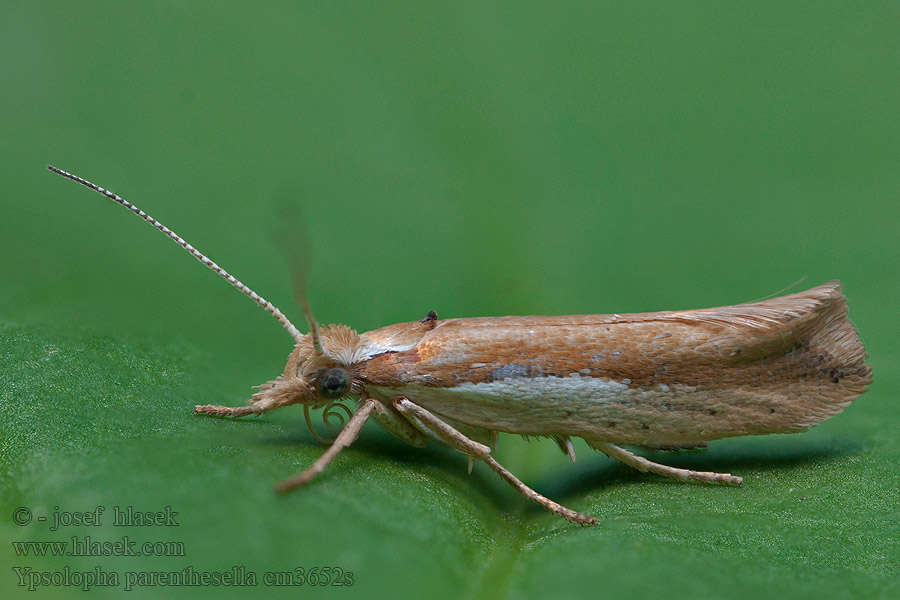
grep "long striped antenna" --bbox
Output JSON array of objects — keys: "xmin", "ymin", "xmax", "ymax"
[{"xmin": 47, "ymin": 165, "xmax": 305, "ymax": 345}]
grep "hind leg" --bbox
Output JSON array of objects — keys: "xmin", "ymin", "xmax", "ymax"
[{"xmin": 589, "ymin": 441, "xmax": 742, "ymax": 485}]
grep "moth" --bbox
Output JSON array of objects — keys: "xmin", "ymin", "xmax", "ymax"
[{"xmin": 49, "ymin": 166, "xmax": 872, "ymax": 526}]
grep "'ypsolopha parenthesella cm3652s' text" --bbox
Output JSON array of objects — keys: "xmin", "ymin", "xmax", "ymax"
[{"xmin": 48, "ymin": 166, "xmax": 872, "ymax": 525}]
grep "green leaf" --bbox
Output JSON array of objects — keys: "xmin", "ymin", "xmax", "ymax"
[{"xmin": 2, "ymin": 322, "xmax": 898, "ymax": 599}]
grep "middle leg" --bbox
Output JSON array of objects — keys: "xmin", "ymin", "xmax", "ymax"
[{"xmin": 393, "ymin": 396, "xmax": 597, "ymax": 526}]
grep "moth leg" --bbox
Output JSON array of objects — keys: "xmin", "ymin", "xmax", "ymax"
[
  {"xmin": 195, "ymin": 377, "xmax": 308, "ymax": 417},
  {"xmin": 370, "ymin": 401, "xmax": 429, "ymax": 448},
  {"xmin": 392, "ymin": 398, "xmax": 491, "ymax": 457},
  {"xmin": 589, "ymin": 441, "xmax": 743, "ymax": 485},
  {"xmin": 275, "ymin": 398, "xmax": 378, "ymax": 492},
  {"xmin": 194, "ymin": 402, "xmax": 267, "ymax": 417},
  {"xmin": 393, "ymin": 397, "xmax": 597, "ymax": 526},
  {"xmin": 441, "ymin": 416, "xmax": 497, "ymax": 449}
]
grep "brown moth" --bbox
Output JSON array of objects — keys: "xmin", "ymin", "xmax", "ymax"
[{"xmin": 49, "ymin": 166, "xmax": 872, "ymax": 526}]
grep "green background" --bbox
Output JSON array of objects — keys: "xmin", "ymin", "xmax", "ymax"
[{"xmin": 2, "ymin": 2, "xmax": 898, "ymax": 599}]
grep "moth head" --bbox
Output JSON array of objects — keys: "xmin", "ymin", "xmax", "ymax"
[
  {"xmin": 282, "ymin": 323, "xmax": 362, "ymax": 389},
  {"xmin": 269, "ymin": 329, "xmax": 364, "ymax": 443},
  {"xmin": 276, "ymin": 346, "xmax": 359, "ymax": 406}
]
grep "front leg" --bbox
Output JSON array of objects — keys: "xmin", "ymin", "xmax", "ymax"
[
  {"xmin": 392, "ymin": 396, "xmax": 597, "ymax": 526},
  {"xmin": 195, "ymin": 376, "xmax": 310, "ymax": 417},
  {"xmin": 275, "ymin": 398, "xmax": 378, "ymax": 492}
]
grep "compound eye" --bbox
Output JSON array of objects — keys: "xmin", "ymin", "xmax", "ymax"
[{"xmin": 316, "ymin": 367, "xmax": 351, "ymax": 399}]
